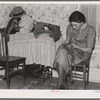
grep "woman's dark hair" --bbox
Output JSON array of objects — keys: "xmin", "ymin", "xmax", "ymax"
[{"xmin": 69, "ymin": 11, "xmax": 86, "ymax": 23}]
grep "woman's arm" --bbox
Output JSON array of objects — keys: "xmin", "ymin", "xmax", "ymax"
[
  {"xmin": 71, "ymin": 44, "xmax": 92, "ymax": 53},
  {"xmin": 72, "ymin": 26, "xmax": 96, "ymax": 53},
  {"xmin": 64, "ymin": 24, "xmax": 72, "ymax": 44}
]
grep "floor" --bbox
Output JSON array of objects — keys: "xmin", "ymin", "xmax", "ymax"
[{"xmin": 0, "ymin": 75, "xmax": 100, "ymax": 89}]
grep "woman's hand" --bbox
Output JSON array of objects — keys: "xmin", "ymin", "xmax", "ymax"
[
  {"xmin": 68, "ymin": 44, "xmax": 73, "ymax": 48},
  {"xmin": 71, "ymin": 44, "xmax": 77, "ymax": 48}
]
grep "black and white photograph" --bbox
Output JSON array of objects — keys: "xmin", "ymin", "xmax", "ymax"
[{"xmin": 0, "ymin": 2, "xmax": 100, "ymax": 95}]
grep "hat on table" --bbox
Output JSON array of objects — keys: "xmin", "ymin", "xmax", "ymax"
[{"xmin": 9, "ymin": 6, "xmax": 26, "ymax": 18}]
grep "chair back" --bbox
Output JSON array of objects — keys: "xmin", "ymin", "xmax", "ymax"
[{"xmin": 0, "ymin": 27, "xmax": 9, "ymax": 56}]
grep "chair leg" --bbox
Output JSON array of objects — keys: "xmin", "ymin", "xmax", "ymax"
[
  {"xmin": 23, "ymin": 60, "xmax": 26, "ymax": 86},
  {"xmin": 4, "ymin": 68, "xmax": 7, "ymax": 80},
  {"xmin": 71, "ymin": 66, "xmax": 76, "ymax": 84},
  {"xmin": 87, "ymin": 67, "xmax": 89, "ymax": 85},
  {"xmin": 6, "ymin": 64, "xmax": 10, "ymax": 89},
  {"xmin": 83, "ymin": 65, "xmax": 86, "ymax": 89},
  {"xmin": 69, "ymin": 68, "xmax": 73, "ymax": 84}
]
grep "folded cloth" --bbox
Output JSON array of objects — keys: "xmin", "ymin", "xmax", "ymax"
[{"xmin": 48, "ymin": 24, "xmax": 62, "ymax": 42}]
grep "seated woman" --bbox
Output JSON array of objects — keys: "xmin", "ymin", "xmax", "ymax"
[{"xmin": 53, "ymin": 11, "xmax": 96, "ymax": 89}]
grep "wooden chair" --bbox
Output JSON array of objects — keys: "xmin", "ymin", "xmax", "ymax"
[
  {"xmin": 71, "ymin": 57, "xmax": 91, "ymax": 89},
  {"xmin": 0, "ymin": 28, "xmax": 26, "ymax": 89}
]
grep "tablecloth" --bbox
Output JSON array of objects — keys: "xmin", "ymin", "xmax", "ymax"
[{"xmin": 8, "ymin": 32, "xmax": 63, "ymax": 67}]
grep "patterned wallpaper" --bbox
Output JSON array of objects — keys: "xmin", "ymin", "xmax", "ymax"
[{"xmin": 0, "ymin": 4, "xmax": 78, "ymax": 39}]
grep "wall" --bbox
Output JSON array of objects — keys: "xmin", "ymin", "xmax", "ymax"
[{"xmin": 89, "ymin": 5, "xmax": 100, "ymax": 83}]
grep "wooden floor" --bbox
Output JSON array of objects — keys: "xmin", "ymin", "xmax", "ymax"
[{"xmin": 0, "ymin": 75, "xmax": 100, "ymax": 89}]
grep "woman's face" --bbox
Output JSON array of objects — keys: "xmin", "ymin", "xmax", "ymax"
[{"xmin": 71, "ymin": 22, "xmax": 83, "ymax": 30}]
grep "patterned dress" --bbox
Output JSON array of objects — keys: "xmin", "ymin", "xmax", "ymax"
[{"xmin": 53, "ymin": 24, "xmax": 96, "ymax": 74}]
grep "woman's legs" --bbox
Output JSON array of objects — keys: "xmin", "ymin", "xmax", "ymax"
[
  {"xmin": 57, "ymin": 63, "xmax": 68, "ymax": 89},
  {"xmin": 53, "ymin": 45, "xmax": 72, "ymax": 89}
]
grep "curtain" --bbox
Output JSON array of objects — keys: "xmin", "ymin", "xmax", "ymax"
[{"xmin": 80, "ymin": 4, "xmax": 96, "ymax": 29}]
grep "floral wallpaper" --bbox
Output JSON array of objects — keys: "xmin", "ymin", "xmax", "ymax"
[{"xmin": 0, "ymin": 3, "xmax": 78, "ymax": 39}]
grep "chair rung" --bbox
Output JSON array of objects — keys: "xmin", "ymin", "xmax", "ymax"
[
  {"xmin": 0, "ymin": 68, "xmax": 5, "ymax": 70},
  {"xmin": 73, "ymin": 75, "xmax": 83, "ymax": 77},
  {"xmin": 72, "ymin": 73, "xmax": 83, "ymax": 76},
  {"xmin": 10, "ymin": 69, "xmax": 23, "ymax": 76},
  {"xmin": 72, "ymin": 76, "xmax": 83, "ymax": 79},
  {"xmin": 0, "ymin": 75, "xmax": 6, "ymax": 79}
]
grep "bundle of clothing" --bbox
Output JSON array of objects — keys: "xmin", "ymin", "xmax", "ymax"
[
  {"xmin": 32, "ymin": 22, "xmax": 62, "ymax": 42},
  {"xmin": 6, "ymin": 17, "xmax": 61, "ymax": 42},
  {"xmin": 25, "ymin": 63, "xmax": 53, "ymax": 80},
  {"xmin": 6, "ymin": 6, "xmax": 61, "ymax": 42},
  {"xmin": 6, "ymin": 14, "xmax": 33, "ymax": 35}
]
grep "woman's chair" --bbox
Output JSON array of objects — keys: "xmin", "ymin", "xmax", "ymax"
[
  {"xmin": 0, "ymin": 28, "xmax": 26, "ymax": 89},
  {"xmin": 71, "ymin": 56, "xmax": 91, "ymax": 89}
]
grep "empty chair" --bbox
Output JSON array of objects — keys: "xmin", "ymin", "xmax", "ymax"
[{"xmin": 0, "ymin": 28, "xmax": 26, "ymax": 89}]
